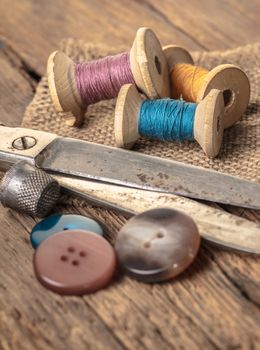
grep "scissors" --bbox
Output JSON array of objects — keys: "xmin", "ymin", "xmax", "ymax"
[{"xmin": 0, "ymin": 125, "xmax": 260, "ymax": 253}]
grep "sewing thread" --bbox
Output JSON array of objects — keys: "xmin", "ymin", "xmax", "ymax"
[
  {"xmin": 75, "ymin": 51, "xmax": 135, "ymax": 106},
  {"xmin": 170, "ymin": 64, "xmax": 209, "ymax": 101},
  {"xmin": 138, "ymin": 99, "xmax": 196, "ymax": 142}
]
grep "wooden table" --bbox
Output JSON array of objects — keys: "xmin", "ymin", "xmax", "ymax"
[{"xmin": 0, "ymin": 1, "xmax": 259, "ymax": 349}]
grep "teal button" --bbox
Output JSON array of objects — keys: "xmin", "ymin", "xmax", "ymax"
[{"xmin": 31, "ymin": 214, "xmax": 104, "ymax": 249}]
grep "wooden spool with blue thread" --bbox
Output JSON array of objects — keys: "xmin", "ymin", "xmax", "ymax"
[
  {"xmin": 114, "ymin": 84, "xmax": 225, "ymax": 158},
  {"xmin": 47, "ymin": 27, "xmax": 171, "ymax": 127},
  {"xmin": 163, "ymin": 45, "xmax": 250, "ymax": 129}
]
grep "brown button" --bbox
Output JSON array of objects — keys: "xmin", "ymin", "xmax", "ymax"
[
  {"xmin": 115, "ymin": 208, "xmax": 200, "ymax": 283},
  {"xmin": 34, "ymin": 230, "xmax": 116, "ymax": 295}
]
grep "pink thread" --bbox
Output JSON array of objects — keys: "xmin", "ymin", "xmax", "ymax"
[{"xmin": 75, "ymin": 51, "xmax": 135, "ymax": 106}]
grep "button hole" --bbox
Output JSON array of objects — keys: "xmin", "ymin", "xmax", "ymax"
[
  {"xmin": 144, "ymin": 241, "xmax": 151, "ymax": 248},
  {"xmin": 156, "ymin": 232, "xmax": 164, "ymax": 238},
  {"xmin": 60, "ymin": 255, "xmax": 68, "ymax": 262},
  {"xmin": 68, "ymin": 246, "xmax": 75, "ymax": 253}
]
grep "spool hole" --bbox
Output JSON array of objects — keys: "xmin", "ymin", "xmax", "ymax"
[
  {"xmin": 223, "ymin": 89, "xmax": 235, "ymax": 109},
  {"xmin": 217, "ymin": 115, "xmax": 221, "ymax": 133},
  {"xmin": 154, "ymin": 56, "xmax": 161, "ymax": 75}
]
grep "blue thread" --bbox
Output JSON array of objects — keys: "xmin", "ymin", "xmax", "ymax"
[{"xmin": 138, "ymin": 99, "xmax": 196, "ymax": 141}]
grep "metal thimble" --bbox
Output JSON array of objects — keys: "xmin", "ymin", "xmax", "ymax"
[{"xmin": 0, "ymin": 161, "xmax": 60, "ymax": 217}]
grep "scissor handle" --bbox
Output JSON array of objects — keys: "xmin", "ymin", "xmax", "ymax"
[{"xmin": 0, "ymin": 126, "xmax": 57, "ymax": 171}]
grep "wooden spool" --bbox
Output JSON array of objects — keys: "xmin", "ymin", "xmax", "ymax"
[
  {"xmin": 114, "ymin": 84, "xmax": 224, "ymax": 158},
  {"xmin": 47, "ymin": 27, "xmax": 169, "ymax": 127},
  {"xmin": 163, "ymin": 45, "xmax": 250, "ymax": 129},
  {"xmin": 163, "ymin": 44, "xmax": 194, "ymax": 66}
]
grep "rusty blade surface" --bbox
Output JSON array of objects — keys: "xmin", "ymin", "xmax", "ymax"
[
  {"xmin": 54, "ymin": 175, "xmax": 260, "ymax": 254},
  {"xmin": 35, "ymin": 137, "xmax": 260, "ymax": 209}
]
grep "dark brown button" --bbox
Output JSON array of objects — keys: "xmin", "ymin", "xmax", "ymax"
[
  {"xmin": 34, "ymin": 230, "xmax": 116, "ymax": 295},
  {"xmin": 115, "ymin": 208, "xmax": 200, "ymax": 283}
]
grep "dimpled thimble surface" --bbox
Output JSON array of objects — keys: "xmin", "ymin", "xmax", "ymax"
[
  {"xmin": 0, "ymin": 161, "xmax": 60, "ymax": 217},
  {"xmin": 115, "ymin": 208, "xmax": 200, "ymax": 283}
]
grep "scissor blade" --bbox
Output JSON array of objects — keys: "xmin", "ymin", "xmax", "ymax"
[
  {"xmin": 36, "ymin": 137, "xmax": 260, "ymax": 209},
  {"xmin": 54, "ymin": 175, "xmax": 260, "ymax": 254}
]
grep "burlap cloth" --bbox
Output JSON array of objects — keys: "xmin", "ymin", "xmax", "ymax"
[{"xmin": 21, "ymin": 40, "xmax": 260, "ymax": 235}]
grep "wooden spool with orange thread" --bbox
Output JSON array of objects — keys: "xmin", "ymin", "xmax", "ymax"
[{"xmin": 163, "ymin": 45, "xmax": 250, "ymax": 129}]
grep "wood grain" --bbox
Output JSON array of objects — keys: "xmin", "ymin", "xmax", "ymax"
[
  {"xmin": 0, "ymin": 0, "xmax": 259, "ymax": 75},
  {"xmin": 0, "ymin": 205, "xmax": 259, "ymax": 350},
  {"xmin": 142, "ymin": 0, "xmax": 260, "ymax": 49},
  {"xmin": 0, "ymin": 42, "xmax": 37, "ymax": 126},
  {"xmin": 0, "ymin": 1, "xmax": 259, "ymax": 349}
]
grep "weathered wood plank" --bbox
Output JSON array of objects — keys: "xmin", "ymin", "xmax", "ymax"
[
  {"xmin": 1, "ymin": 0, "xmax": 259, "ymax": 77},
  {"xmin": 0, "ymin": 42, "xmax": 36, "ymax": 126},
  {"xmin": 0, "ymin": 207, "xmax": 125, "ymax": 350},
  {"xmin": 143, "ymin": 0, "xmax": 260, "ymax": 49},
  {"xmin": 1, "ymin": 205, "xmax": 259, "ymax": 350},
  {"xmin": 0, "ymin": 0, "xmax": 202, "ymax": 76},
  {"xmin": 0, "ymin": 1, "xmax": 259, "ymax": 349}
]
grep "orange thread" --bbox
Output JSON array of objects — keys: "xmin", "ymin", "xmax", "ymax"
[{"xmin": 170, "ymin": 64, "xmax": 209, "ymax": 101}]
